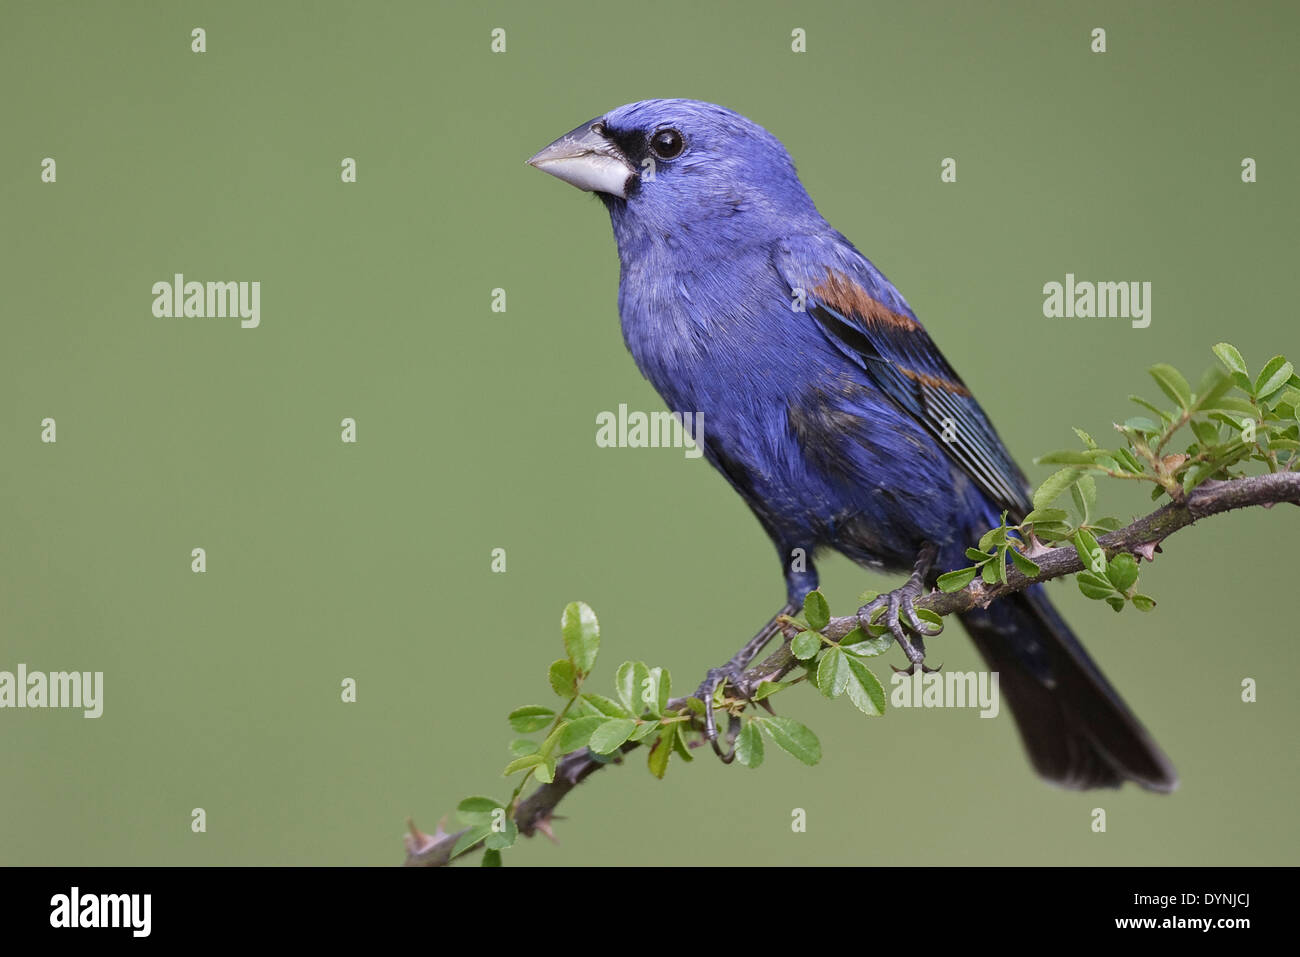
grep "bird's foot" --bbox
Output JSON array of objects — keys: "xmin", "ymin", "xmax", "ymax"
[
  {"xmin": 696, "ymin": 665, "xmax": 753, "ymax": 764},
  {"xmin": 857, "ymin": 544, "xmax": 944, "ymax": 674},
  {"xmin": 695, "ymin": 604, "xmax": 794, "ymax": 763}
]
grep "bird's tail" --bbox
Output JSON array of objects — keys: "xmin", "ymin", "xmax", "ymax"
[{"xmin": 958, "ymin": 586, "xmax": 1178, "ymax": 792}]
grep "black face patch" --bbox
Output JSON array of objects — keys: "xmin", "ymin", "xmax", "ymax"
[{"xmin": 603, "ymin": 123, "xmax": 656, "ymax": 171}]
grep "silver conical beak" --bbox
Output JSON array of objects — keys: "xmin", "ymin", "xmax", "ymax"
[{"xmin": 527, "ymin": 119, "xmax": 636, "ymax": 198}]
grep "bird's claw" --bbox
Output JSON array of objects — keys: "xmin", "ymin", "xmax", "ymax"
[
  {"xmin": 857, "ymin": 578, "xmax": 942, "ymax": 671},
  {"xmin": 696, "ymin": 665, "xmax": 755, "ymax": 763}
]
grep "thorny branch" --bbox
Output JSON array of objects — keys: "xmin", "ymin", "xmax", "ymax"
[{"xmin": 404, "ymin": 472, "xmax": 1300, "ymax": 866}]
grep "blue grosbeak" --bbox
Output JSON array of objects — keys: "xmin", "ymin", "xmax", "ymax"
[{"xmin": 529, "ymin": 99, "xmax": 1176, "ymax": 791}]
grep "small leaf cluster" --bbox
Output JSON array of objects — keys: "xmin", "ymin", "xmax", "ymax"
[
  {"xmin": 503, "ymin": 602, "xmax": 690, "ymax": 793},
  {"xmin": 1036, "ymin": 343, "xmax": 1298, "ymax": 502},
  {"xmin": 936, "ymin": 511, "xmax": 1041, "ymax": 592},
  {"xmin": 734, "ymin": 590, "xmax": 889, "ymax": 770},
  {"xmin": 938, "ymin": 343, "xmax": 1298, "ymax": 613},
  {"xmin": 452, "ymin": 595, "xmax": 862, "ymax": 864}
]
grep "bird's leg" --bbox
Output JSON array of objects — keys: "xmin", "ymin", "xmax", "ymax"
[
  {"xmin": 696, "ymin": 602, "xmax": 797, "ymax": 762},
  {"xmin": 857, "ymin": 542, "xmax": 944, "ymax": 675}
]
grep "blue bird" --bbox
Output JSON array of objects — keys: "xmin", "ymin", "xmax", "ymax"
[{"xmin": 529, "ymin": 99, "xmax": 1177, "ymax": 791}]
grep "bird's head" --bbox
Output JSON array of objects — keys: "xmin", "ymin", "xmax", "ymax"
[{"xmin": 528, "ymin": 99, "xmax": 819, "ymax": 250}]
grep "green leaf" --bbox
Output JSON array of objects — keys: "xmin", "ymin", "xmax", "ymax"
[
  {"xmin": 803, "ymin": 590, "xmax": 831, "ymax": 631},
  {"xmin": 1190, "ymin": 420, "xmax": 1220, "ymax": 446},
  {"xmin": 915, "ymin": 608, "xmax": 943, "ymax": 632},
  {"xmin": 1033, "ymin": 467, "xmax": 1085, "ymax": 510},
  {"xmin": 484, "ymin": 816, "xmax": 518, "ymax": 851},
  {"xmin": 1132, "ymin": 594, "xmax": 1157, "ymax": 612},
  {"xmin": 1009, "ymin": 549, "xmax": 1040, "ymax": 577},
  {"xmin": 456, "ymin": 796, "xmax": 502, "ymax": 824},
  {"xmin": 1207, "ymin": 396, "xmax": 1257, "ymax": 416},
  {"xmin": 615, "ymin": 661, "xmax": 650, "ymax": 715},
  {"xmin": 1022, "ymin": 507, "xmax": 1069, "ymax": 525},
  {"xmin": 508, "ymin": 738, "xmax": 538, "ymax": 757},
  {"xmin": 937, "ymin": 566, "xmax": 979, "ymax": 592},
  {"xmin": 1033, "ymin": 522, "xmax": 1075, "ymax": 542},
  {"xmin": 1114, "ymin": 448, "xmax": 1147, "ymax": 474},
  {"xmin": 816, "ymin": 647, "xmax": 851, "ymax": 698},
  {"xmin": 452, "ymin": 824, "xmax": 492, "ymax": 858},
  {"xmin": 757, "ymin": 716, "xmax": 822, "ymax": 766},
  {"xmin": 1072, "ymin": 474, "xmax": 1096, "ymax": 524},
  {"xmin": 647, "ymin": 727, "xmax": 673, "ymax": 779},
  {"xmin": 1105, "ymin": 596, "xmax": 1126, "ymax": 613},
  {"xmin": 1255, "ymin": 356, "xmax": 1294, "ymax": 399},
  {"xmin": 753, "ymin": 679, "xmax": 791, "ymax": 700},
  {"xmin": 1194, "ymin": 368, "xmax": 1233, "ymax": 412},
  {"xmin": 1149, "ymin": 363, "xmax": 1191, "ymax": 410},
  {"xmin": 1122, "ymin": 416, "xmax": 1160, "ymax": 434},
  {"xmin": 648, "ymin": 667, "xmax": 671, "ymax": 715},
  {"xmin": 548, "ymin": 659, "xmax": 578, "ymax": 698},
  {"xmin": 965, "ymin": 547, "xmax": 992, "ymax": 562},
  {"xmin": 1129, "ymin": 395, "xmax": 1174, "ymax": 423},
  {"xmin": 1105, "ymin": 552, "xmax": 1139, "ymax": 593},
  {"xmin": 843, "ymin": 656, "xmax": 887, "ymax": 716},
  {"xmin": 537, "ymin": 722, "xmax": 569, "ymax": 758},
  {"xmin": 978, "ymin": 524, "xmax": 1008, "ymax": 550},
  {"xmin": 502, "ymin": 753, "xmax": 545, "ymax": 776},
  {"xmin": 1077, "ymin": 571, "xmax": 1117, "ymax": 600},
  {"xmin": 1072, "ymin": 528, "xmax": 1106, "ymax": 574},
  {"xmin": 588, "ymin": 718, "xmax": 638, "ymax": 754},
  {"xmin": 839, "ymin": 627, "xmax": 893, "ymax": 657},
  {"xmin": 561, "ymin": 601, "xmax": 600, "ymax": 674},
  {"xmin": 1213, "ymin": 342, "xmax": 1248, "ymax": 376},
  {"xmin": 508, "ymin": 705, "xmax": 556, "ymax": 734},
  {"xmin": 566, "ymin": 697, "xmax": 602, "ymax": 719},
  {"xmin": 582, "ymin": 693, "xmax": 633, "ymax": 719},
  {"xmin": 1182, "ymin": 463, "xmax": 1215, "ymax": 495},
  {"xmin": 735, "ymin": 721, "xmax": 764, "ymax": 768},
  {"xmin": 629, "ymin": 719, "xmax": 661, "ymax": 742},
  {"xmin": 980, "ymin": 561, "xmax": 1000, "ymax": 585},
  {"xmin": 555, "ymin": 715, "xmax": 605, "ymax": 753},
  {"xmin": 1073, "ymin": 427, "xmax": 1098, "ymax": 449},
  {"xmin": 1034, "ymin": 449, "xmax": 1098, "ymax": 465},
  {"xmin": 791, "ymin": 631, "xmax": 822, "ymax": 660},
  {"xmin": 671, "ymin": 723, "xmax": 693, "ymax": 763},
  {"xmin": 482, "ymin": 849, "xmax": 503, "ymax": 867},
  {"xmin": 533, "ymin": 758, "xmax": 556, "ymax": 784}
]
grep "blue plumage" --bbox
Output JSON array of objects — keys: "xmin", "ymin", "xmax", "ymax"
[{"xmin": 530, "ymin": 99, "xmax": 1177, "ymax": 791}]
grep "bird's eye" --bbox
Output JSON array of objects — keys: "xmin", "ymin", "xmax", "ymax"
[{"xmin": 649, "ymin": 128, "xmax": 685, "ymax": 159}]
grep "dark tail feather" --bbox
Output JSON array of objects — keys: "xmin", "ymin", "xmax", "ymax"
[{"xmin": 958, "ymin": 586, "xmax": 1178, "ymax": 792}]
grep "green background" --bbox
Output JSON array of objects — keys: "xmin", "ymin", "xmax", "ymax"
[{"xmin": 1, "ymin": 0, "xmax": 1296, "ymax": 865}]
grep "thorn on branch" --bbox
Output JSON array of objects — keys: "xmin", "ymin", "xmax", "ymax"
[{"xmin": 1133, "ymin": 542, "xmax": 1160, "ymax": 562}]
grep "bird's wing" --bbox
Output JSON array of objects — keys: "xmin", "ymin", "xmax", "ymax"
[{"xmin": 776, "ymin": 239, "xmax": 1032, "ymax": 518}]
